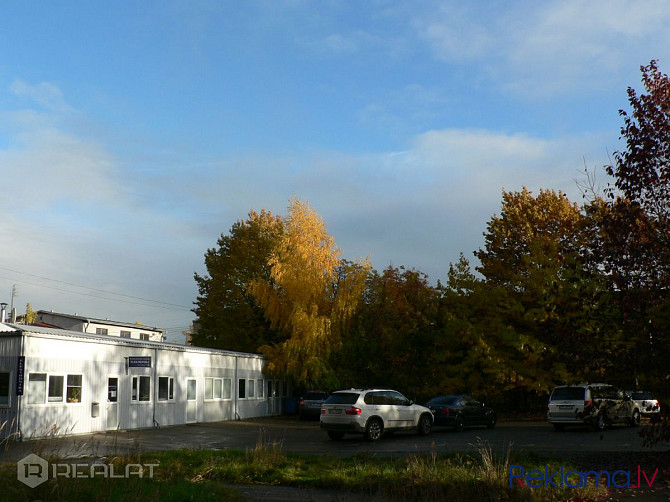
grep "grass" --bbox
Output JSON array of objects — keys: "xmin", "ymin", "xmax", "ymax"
[{"xmin": 0, "ymin": 434, "xmax": 610, "ymax": 502}]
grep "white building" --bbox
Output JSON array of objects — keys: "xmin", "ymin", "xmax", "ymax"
[
  {"xmin": 36, "ymin": 311, "xmax": 166, "ymax": 342},
  {"xmin": 0, "ymin": 323, "xmax": 286, "ymax": 439}
]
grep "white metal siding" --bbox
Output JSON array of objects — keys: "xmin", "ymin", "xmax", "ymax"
[{"xmin": 0, "ymin": 327, "xmax": 277, "ymax": 438}]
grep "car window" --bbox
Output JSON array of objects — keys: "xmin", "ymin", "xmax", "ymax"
[
  {"xmin": 464, "ymin": 397, "xmax": 480, "ymax": 407},
  {"xmin": 388, "ymin": 391, "xmax": 409, "ymax": 406},
  {"xmin": 427, "ymin": 396, "xmax": 458, "ymax": 406},
  {"xmin": 325, "ymin": 393, "xmax": 359, "ymax": 405},
  {"xmin": 591, "ymin": 386, "xmax": 618, "ymax": 399},
  {"xmin": 364, "ymin": 392, "xmax": 385, "ymax": 405},
  {"xmin": 304, "ymin": 392, "xmax": 327, "ymax": 400},
  {"xmin": 632, "ymin": 392, "xmax": 654, "ymax": 400},
  {"xmin": 550, "ymin": 387, "xmax": 585, "ymax": 400}
]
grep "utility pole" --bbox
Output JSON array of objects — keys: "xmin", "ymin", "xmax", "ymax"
[{"xmin": 10, "ymin": 284, "xmax": 17, "ymax": 313}]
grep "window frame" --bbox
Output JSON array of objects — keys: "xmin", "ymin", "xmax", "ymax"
[
  {"xmin": 157, "ymin": 376, "xmax": 174, "ymax": 402},
  {"xmin": 205, "ymin": 377, "xmax": 233, "ymax": 401},
  {"xmin": 66, "ymin": 374, "xmax": 83, "ymax": 403},
  {"xmin": 26, "ymin": 372, "xmax": 83, "ymax": 405},
  {"xmin": 131, "ymin": 375, "xmax": 151, "ymax": 403}
]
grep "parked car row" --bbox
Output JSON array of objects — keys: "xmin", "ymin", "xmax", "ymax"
[
  {"xmin": 301, "ymin": 382, "xmax": 661, "ymax": 441},
  {"xmin": 547, "ymin": 383, "xmax": 661, "ymax": 431},
  {"xmin": 316, "ymin": 388, "xmax": 496, "ymax": 441}
]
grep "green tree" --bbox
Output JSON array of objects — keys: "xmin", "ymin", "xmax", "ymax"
[
  {"xmin": 337, "ymin": 265, "xmax": 438, "ymax": 400},
  {"xmin": 249, "ymin": 198, "xmax": 369, "ymax": 388},
  {"xmin": 192, "ymin": 209, "xmax": 284, "ymax": 352}
]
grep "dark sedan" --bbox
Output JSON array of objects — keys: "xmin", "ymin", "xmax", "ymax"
[
  {"xmin": 425, "ymin": 395, "xmax": 497, "ymax": 431},
  {"xmin": 298, "ymin": 390, "xmax": 329, "ymax": 420}
]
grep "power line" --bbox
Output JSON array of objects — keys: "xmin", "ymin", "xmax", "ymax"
[{"xmin": 0, "ymin": 267, "xmax": 193, "ymax": 311}]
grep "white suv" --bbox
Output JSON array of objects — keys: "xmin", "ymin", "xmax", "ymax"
[
  {"xmin": 547, "ymin": 384, "xmax": 641, "ymax": 431},
  {"xmin": 320, "ymin": 388, "xmax": 433, "ymax": 441}
]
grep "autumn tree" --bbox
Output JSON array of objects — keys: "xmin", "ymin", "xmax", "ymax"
[
  {"xmin": 601, "ymin": 60, "xmax": 670, "ymax": 391},
  {"xmin": 192, "ymin": 210, "xmax": 284, "ymax": 352},
  {"xmin": 473, "ymin": 188, "xmax": 623, "ymax": 385},
  {"xmin": 605, "ymin": 61, "xmax": 670, "ymax": 290},
  {"xmin": 249, "ymin": 198, "xmax": 369, "ymax": 388},
  {"xmin": 335, "ymin": 265, "xmax": 438, "ymax": 400}
]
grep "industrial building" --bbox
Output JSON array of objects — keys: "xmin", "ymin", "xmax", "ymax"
[{"xmin": 0, "ymin": 321, "xmax": 284, "ymax": 439}]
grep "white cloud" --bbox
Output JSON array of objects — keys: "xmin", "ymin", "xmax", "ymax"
[{"xmin": 413, "ymin": 0, "xmax": 670, "ymax": 97}]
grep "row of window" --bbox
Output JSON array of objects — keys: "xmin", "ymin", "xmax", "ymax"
[
  {"xmin": 96, "ymin": 328, "xmax": 151, "ymax": 340},
  {"xmin": 0, "ymin": 372, "xmax": 269, "ymax": 405},
  {"xmin": 27, "ymin": 373, "xmax": 82, "ymax": 404}
]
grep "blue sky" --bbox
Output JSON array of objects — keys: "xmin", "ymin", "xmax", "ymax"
[{"xmin": 1, "ymin": 1, "xmax": 669, "ymax": 343}]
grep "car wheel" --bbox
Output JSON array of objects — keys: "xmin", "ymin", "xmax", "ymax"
[
  {"xmin": 630, "ymin": 409, "xmax": 640, "ymax": 427},
  {"xmin": 365, "ymin": 418, "xmax": 383, "ymax": 442},
  {"xmin": 417, "ymin": 414, "xmax": 432, "ymax": 436},
  {"xmin": 486, "ymin": 414, "xmax": 497, "ymax": 429},
  {"xmin": 454, "ymin": 415, "xmax": 464, "ymax": 432},
  {"xmin": 593, "ymin": 413, "xmax": 606, "ymax": 432},
  {"xmin": 553, "ymin": 423, "xmax": 565, "ymax": 432},
  {"xmin": 327, "ymin": 431, "xmax": 344, "ymax": 440}
]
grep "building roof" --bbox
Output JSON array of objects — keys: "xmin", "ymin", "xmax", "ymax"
[
  {"xmin": 0, "ymin": 323, "xmax": 262, "ymax": 359},
  {"xmin": 37, "ymin": 310, "xmax": 166, "ymax": 333}
]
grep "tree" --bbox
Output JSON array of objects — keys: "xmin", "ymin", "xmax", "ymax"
[
  {"xmin": 475, "ymin": 187, "xmax": 584, "ymax": 290},
  {"xmin": 25, "ymin": 303, "xmax": 37, "ymax": 325},
  {"xmin": 336, "ymin": 265, "xmax": 438, "ymax": 400},
  {"xmin": 192, "ymin": 209, "xmax": 284, "ymax": 352},
  {"xmin": 435, "ymin": 255, "xmax": 565, "ymax": 403},
  {"xmin": 249, "ymin": 198, "xmax": 369, "ymax": 388},
  {"xmin": 606, "ymin": 60, "xmax": 670, "ymax": 290}
]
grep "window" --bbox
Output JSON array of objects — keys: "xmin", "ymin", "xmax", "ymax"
[
  {"xmin": 223, "ymin": 378, "xmax": 232, "ymax": 400},
  {"xmin": 256, "ymin": 379, "xmax": 264, "ymax": 399},
  {"xmin": 213, "ymin": 378, "xmax": 222, "ymax": 399},
  {"xmin": 0, "ymin": 372, "xmax": 10, "ymax": 406},
  {"xmin": 140, "ymin": 333, "xmax": 150, "ymax": 340},
  {"xmin": 66, "ymin": 375, "xmax": 82, "ymax": 403},
  {"xmin": 238, "ymin": 379, "xmax": 246, "ymax": 399},
  {"xmin": 205, "ymin": 378, "xmax": 231, "ymax": 400},
  {"xmin": 120, "ymin": 330, "xmax": 131, "ymax": 339},
  {"xmin": 132, "ymin": 376, "xmax": 151, "ymax": 402},
  {"xmin": 96, "ymin": 328, "xmax": 109, "ymax": 335},
  {"xmin": 248, "ymin": 379, "xmax": 255, "ymax": 398},
  {"xmin": 158, "ymin": 377, "xmax": 174, "ymax": 401},
  {"xmin": 48, "ymin": 375, "xmax": 64, "ymax": 402},
  {"xmin": 28, "ymin": 373, "xmax": 46, "ymax": 404}
]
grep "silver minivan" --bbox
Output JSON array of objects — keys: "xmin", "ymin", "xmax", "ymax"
[{"xmin": 547, "ymin": 384, "xmax": 641, "ymax": 431}]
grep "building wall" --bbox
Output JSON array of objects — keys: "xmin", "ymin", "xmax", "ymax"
[
  {"xmin": 36, "ymin": 312, "xmax": 165, "ymax": 342},
  {"xmin": 0, "ymin": 328, "xmax": 281, "ymax": 438}
]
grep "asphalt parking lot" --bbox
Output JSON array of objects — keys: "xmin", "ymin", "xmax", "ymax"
[{"xmin": 1, "ymin": 415, "xmax": 667, "ymax": 462}]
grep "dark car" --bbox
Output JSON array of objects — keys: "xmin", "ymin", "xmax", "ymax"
[
  {"xmin": 425, "ymin": 395, "xmax": 497, "ymax": 431},
  {"xmin": 298, "ymin": 390, "xmax": 329, "ymax": 419}
]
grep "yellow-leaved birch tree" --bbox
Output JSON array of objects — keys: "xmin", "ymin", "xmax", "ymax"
[{"xmin": 250, "ymin": 197, "xmax": 369, "ymax": 387}]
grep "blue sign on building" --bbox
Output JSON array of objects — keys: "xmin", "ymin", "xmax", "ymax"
[{"xmin": 128, "ymin": 356, "xmax": 151, "ymax": 368}]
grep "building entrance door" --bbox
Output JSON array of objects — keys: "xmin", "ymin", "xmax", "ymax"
[
  {"xmin": 106, "ymin": 377, "xmax": 119, "ymax": 430},
  {"xmin": 186, "ymin": 379, "xmax": 197, "ymax": 423}
]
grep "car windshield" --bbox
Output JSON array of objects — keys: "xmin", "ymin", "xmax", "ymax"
[
  {"xmin": 324, "ymin": 393, "xmax": 359, "ymax": 405},
  {"xmin": 427, "ymin": 396, "xmax": 458, "ymax": 406},
  {"xmin": 304, "ymin": 392, "xmax": 327, "ymax": 400},
  {"xmin": 551, "ymin": 387, "xmax": 585, "ymax": 400},
  {"xmin": 631, "ymin": 392, "xmax": 654, "ymax": 400}
]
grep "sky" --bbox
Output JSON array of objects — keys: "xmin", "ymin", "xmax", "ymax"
[{"xmin": 1, "ymin": 1, "xmax": 669, "ymax": 344}]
